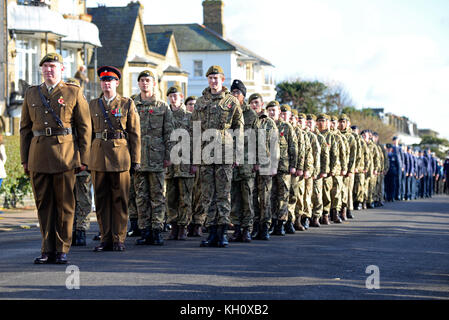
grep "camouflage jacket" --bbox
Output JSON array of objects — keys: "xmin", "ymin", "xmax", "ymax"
[
  {"xmin": 361, "ymin": 139, "xmax": 372, "ymax": 176},
  {"xmin": 319, "ymin": 129, "xmax": 340, "ymax": 176},
  {"xmin": 340, "ymin": 128, "xmax": 358, "ymax": 174},
  {"xmin": 257, "ymin": 112, "xmax": 279, "ymax": 176},
  {"xmin": 133, "ymin": 94, "xmax": 174, "ymax": 172},
  {"xmin": 276, "ymin": 120, "xmax": 298, "ymax": 174},
  {"xmin": 166, "ymin": 104, "xmax": 194, "ymax": 179},
  {"xmin": 305, "ymin": 128, "xmax": 321, "ymax": 177},
  {"xmin": 233, "ymin": 102, "xmax": 260, "ymax": 180},
  {"xmin": 191, "ymin": 86, "xmax": 243, "ymax": 166},
  {"xmin": 294, "ymin": 126, "xmax": 314, "ymax": 174},
  {"xmin": 368, "ymin": 140, "xmax": 381, "ymax": 175},
  {"xmin": 333, "ymin": 129, "xmax": 349, "ymax": 174}
]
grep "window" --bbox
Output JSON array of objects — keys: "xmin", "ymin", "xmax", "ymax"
[
  {"xmin": 246, "ymin": 63, "xmax": 254, "ymax": 81},
  {"xmin": 194, "ymin": 60, "xmax": 203, "ymax": 77},
  {"xmin": 182, "ymin": 82, "xmax": 187, "ymax": 97},
  {"xmin": 62, "ymin": 48, "xmax": 76, "ymax": 80},
  {"xmin": 15, "ymin": 38, "xmax": 40, "ymax": 89},
  {"xmin": 130, "ymin": 72, "xmax": 140, "ymax": 96}
]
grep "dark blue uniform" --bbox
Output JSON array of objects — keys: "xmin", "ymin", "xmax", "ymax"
[
  {"xmin": 385, "ymin": 151, "xmax": 400, "ymax": 201},
  {"xmin": 393, "ymin": 145, "xmax": 404, "ymax": 200}
]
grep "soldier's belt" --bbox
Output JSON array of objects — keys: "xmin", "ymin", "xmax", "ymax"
[
  {"xmin": 33, "ymin": 127, "xmax": 72, "ymax": 137},
  {"xmin": 95, "ymin": 131, "xmax": 126, "ymax": 141}
]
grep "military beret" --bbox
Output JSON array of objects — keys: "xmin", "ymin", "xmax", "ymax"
[
  {"xmin": 166, "ymin": 85, "xmax": 182, "ymax": 96},
  {"xmin": 306, "ymin": 114, "xmax": 317, "ymax": 121},
  {"xmin": 206, "ymin": 65, "xmax": 224, "ymax": 77},
  {"xmin": 248, "ymin": 93, "xmax": 263, "ymax": 103},
  {"xmin": 97, "ymin": 65, "xmax": 121, "ymax": 80},
  {"xmin": 291, "ymin": 109, "xmax": 298, "ymax": 116},
  {"xmin": 316, "ymin": 113, "xmax": 329, "ymax": 121},
  {"xmin": 330, "ymin": 115, "xmax": 339, "ymax": 121},
  {"xmin": 185, "ymin": 96, "xmax": 197, "ymax": 104},
  {"xmin": 39, "ymin": 52, "xmax": 63, "ymax": 66},
  {"xmin": 338, "ymin": 113, "xmax": 350, "ymax": 121},
  {"xmin": 280, "ymin": 104, "xmax": 291, "ymax": 112},
  {"xmin": 266, "ymin": 101, "xmax": 280, "ymax": 109},
  {"xmin": 138, "ymin": 70, "xmax": 155, "ymax": 81},
  {"xmin": 297, "ymin": 113, "xmax": 306, "ymax": 119}
]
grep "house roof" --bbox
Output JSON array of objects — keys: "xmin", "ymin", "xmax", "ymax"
[
  {"xmin": 145, "ymin": 23, "xmax": 274, "ymax": 67},
  {"xmin": 146, "ymin": 31, "xmax": 173, "ymax": 56},
  {"xmin": 88, "ymin": 3, "xmax": 140, "ymax": 68}
]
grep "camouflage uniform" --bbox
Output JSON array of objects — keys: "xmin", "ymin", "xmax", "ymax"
[
  {"xmin": 133, "ymin": 94, "xmax": 174, "ymax": 232},
  {"xmin": 354, "ymin": 135, "xmax": 368, "ymax": 206},
  {"xmin": 230, "ymin": 103, "xmax": 260, "ymax": 231},
  {"xmin": 304, "ymin": 127, "xmax": 321, "ymax": 219},
  {"xmin": 367, "ymin": 140, "xmax": 381, "ymax": 205},
  {"xmin": 340, "ymin": 127, "xmax": 358, "ymax": 212},
  {"xmin": 252, "ymin": 112, "xmax": 279, "ymax": 234},
  {"xmin": 191, "ymin": 86, "xmax": 243, "ymax": 229},
  {"xmin": 331, "ymin": 129, "xmax": 348, "ymax": 213},
  {"xmin": 166, "ymin": 104, "xmax": 195, "ymax": 228},
  {"xmin": 320, "ymin": 129, "xmax": 339, "ymax": 214},
  {"xmin": 361, "ymin": 139, "xmax": 373, "ymax": 205},
  {"xmin": 271, "ymin": 120, "xmax": 298, "ymax": 223},
  {"xmin": 73, "ymin": 171, "xmax": 92, "ymax": 231}
]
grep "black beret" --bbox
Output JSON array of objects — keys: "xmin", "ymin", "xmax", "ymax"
[{"xmin": 231, "ymin": 79, "xmax": 247, "ymax": 97}]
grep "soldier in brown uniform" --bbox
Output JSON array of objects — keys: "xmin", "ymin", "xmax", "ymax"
[
  {"xmin": 165, "ymin": 86, "xmax": 195, "ymax": 241},
  {"xmin": 133, "ymin": 70, "xmax": 174, "ymax": 246},
  {"xmin": 20, "ymin": 53, "xmax": 92, "ymax": 264},
  {"xmin": 192, "ymin": 66, "xmax": 243, "ymax": 248},
  {"xmin": 90, "ymin": 66, "xmax": 140, "ymax": 252}
]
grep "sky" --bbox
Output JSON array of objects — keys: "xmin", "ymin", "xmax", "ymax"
[{"xmin": 87, "ymin": 0, "xmax": 449, "ymax": 139}]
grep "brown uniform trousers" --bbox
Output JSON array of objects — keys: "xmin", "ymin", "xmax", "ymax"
[
  {"xmin": 89, "ymin": 95, "xmax": 141, "ymax": 245},
  {"xmin": 20, "ymin": 82, "xmax": 92, "ymax": 254}
]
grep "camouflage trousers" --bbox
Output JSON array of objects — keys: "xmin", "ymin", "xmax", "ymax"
[
  {"xmin": 311, "ymin": 177, "xmax": 323, "ymax": 218},
  {"xmin": 190, "ymin": 170, "xmax": 206, "ymax": 226},
  {"xmin": 287, "ymin": 175, "xmax": 299, "ymax": 223},
  {"xmin": 322, "ymin": 176, "xmax": 333, "ymax": 213},
  {"xmin": 368, "ymin": 174, "xmax": 378, "ymax": 203},
  {"xmin": 135, "ymin": 171, "xmax": 166, "ymax": 231},
  {"xmin": 354, "ymin": 173, "xmax": 366, "ymax": 203},
  {"xmin": 74, "ymin": 172, "xmax": 92, "ymax": 231},
  {"xmin": 271, "ymin": 173, "xmax": 291, "ymax": 221},
  {"xmin": 166, "ymin": 177, "xmax": 194, "ymax": 226},
  {"xmin": 330, "ymin": 175, "xmax": 343, "ymax": 211},
  {"xmin": 341, "ymin": 174, "xmax": 355, "ymax": 210},
  {"xmin": 128, "ymin": 173, "xmax": 138, "ymax": 220},
  {"xmin": 231, "ymin": 178, "xmax": 255, "ymax": 229},
  {"xmin": 295, "ymin": 177, "xmax": 307, "ymax": 220},
  {"xmin": 253, "ymin": 174, "xmax": 273, "ymax": 225},
  {"xmin": 200, "ymin": 164, "xmax": 233, "ymax": 227},
  {"xmin": 303, "ymin": 177, "xmax": 314, "ymax": 218},
  {"xmin": 365, "ymin": 174, "xmax": 373, "ymax": 203},
  {"xmin": 375, "ymin": 174, "xmax": 384, "ymax": 202}
]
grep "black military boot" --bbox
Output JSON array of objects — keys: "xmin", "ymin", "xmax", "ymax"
[
  {"xmin": 217, "ymin": 225, "xmax": 229, "ymax": 248},
  {"xmin": 168, "ymin": 222, "xmax": 179, "ymax": 240},
  {"xmin": 320, "ymin": 214, "xmax": 331, "ymax": 225},
  {"xmin": 251, "ymin": 222, "xmax": 260, "ymax": 239},
  {"xmin": 241, "ymin": 227, "xmax": 251, "ymax": 243},
  {"xmin": 135, "ymin": 227, "xmax": 152, "ymax": 245},
  {"xmin": 284, "ymin": 220, "xmax": 296, "ymax": 234},
  {"xmin": 200, "ymin": 225, "xmax": 218, "ymax": 247},
  {"xmin": 93, "ymin": 232, "xmax": 101, "ymax": 241},
  {"xmin": 127, "ymin": 218, "xmax": 141, "ymax": 237},
  {"xmin": 151, "ymin": 229, "xmax": 164, "ymax": 245},
  {"xmin": 259, "ymin": 223, "xmax": 270, "ymax": 240},
  {"xmin": 272, "ymin": 220, "xmax": 286, "ymax": 236},
  {"xmin": 331, "ymin": 209, "xmax": 342, "ymax": 224},
  {"xmin": 75, "ymin": 229, "xmax": 86, "ymax": 246},
  {"xmin": 229, "ymin": 225, "xmax": 242, "ymax": 242},
  {"xmin": 347, "ymin": 209, "xmax": 354, "ymax": 219},
  {"xmin": 301, "ymin": 217, "xmax": 310, "ymax": 230}
]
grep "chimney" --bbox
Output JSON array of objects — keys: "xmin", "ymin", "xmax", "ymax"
[{"xmin": 202, "ymin": 0, "xmax": 225, "ymax": 38}]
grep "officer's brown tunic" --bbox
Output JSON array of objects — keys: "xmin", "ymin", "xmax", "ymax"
[
  {"xmin": 20, "ymin": 81, "xmax": 92, "ymax": 254},
  {"xmin": 89, "ymin": 95, "xmax": 141, "ymax": 244}
]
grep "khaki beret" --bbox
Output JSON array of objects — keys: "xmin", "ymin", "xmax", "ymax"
[
  {"xmin": 306, "ymin": 114, "xmax": 317, "ymax": 121},
  {"xmin": 291, "ymin": 109, "xmax": 298, "ymax": 116},
  {"xmin": 206, "ymin": 65, "xmax": 224, "ymax": 77},
  {"xmin": 316, "ymin": 113, "xmax": 329, "ymax": 121},
  {"xmin": 248, "ymin": 93, "xmax": 263, "ymax": 103},
  {"xmin": 138, "ymin": 70, "xmax": 155, "ymax": 81},
  {"xmin": 298, "ymin": 113, "xmax": 306, "ymax": 119},
  {"xmin": 166, "ymin": 85, "xmax": 182, "ymax": 96},
  {"xmin": 39, "ymin": 52, "xmax": 63, "ymax": 66},
  {"xmin": 280, "ymin": 104, "xmax": 291, "ymax": 112},
  {"xmin": 266, "ymin": 100, "xmax": 280, "ymax": 109},
  {"xmin": 338, "ymin": 113, "xmax": 351, "ymax": 121},
  {"xmin": 330, "ymin": 115, "xmax": 339, "ymax": 121}
]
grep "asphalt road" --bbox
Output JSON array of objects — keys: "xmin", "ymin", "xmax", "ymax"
[{"xmin": 0, "ymin": 196, "xmax": 448, "ymax": 302}]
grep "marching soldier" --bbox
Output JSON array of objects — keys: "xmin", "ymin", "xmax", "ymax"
[
  {"xmin": 249, "ymin": 94, "xmax": 279, "ymax": 241},
  {"xmin": 366, "ymin": 131, "xmax": 380, "ymax": 208},
  {"xmin": 267, "ymin": 103, "xmax": 298, "ymax": 236},
  {"xmin": 192, "ymin": 65, "xmax": 243, "ymax": 248},
  {"xmin": 165, "ymin": 86, "xmax": 195, "ymax": 241},
  {"xmin": 90, "ymin": 66, "xmax": 141, "ymax": 252},
  {"xmin": 21, "ymin": 53, "xmax": 92, "ymax": 264},
  {"xmin": 133, "ymin": 70, "xmax": 174, "ymax": 246},
  {"xmin": 229, "ymin": 80, "xmax": 259, "ymax": 242},
  {"xmin": 360, "ymin": 130, "xmax": 374, "ymax": 209}
]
